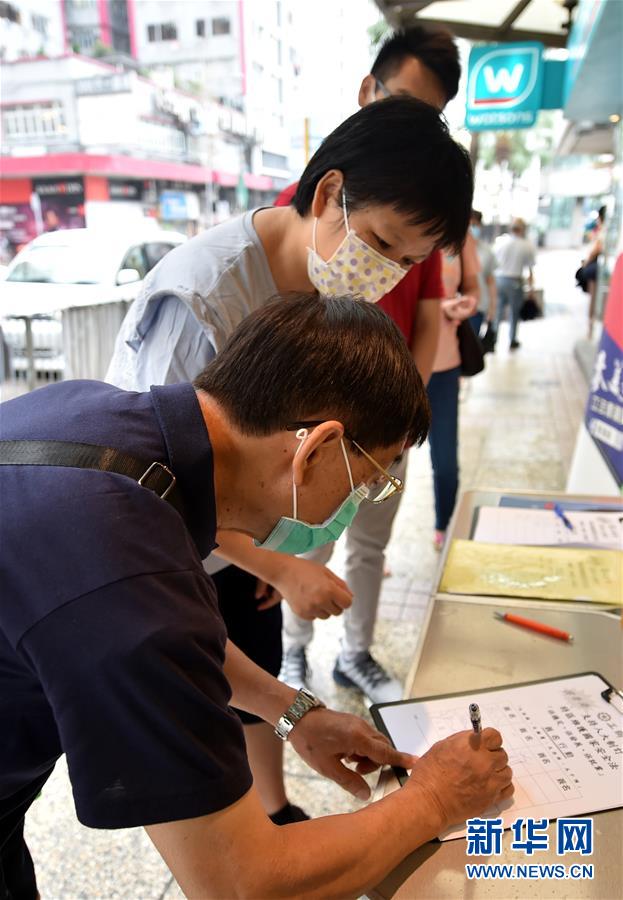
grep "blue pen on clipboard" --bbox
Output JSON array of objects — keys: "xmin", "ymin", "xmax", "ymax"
[{"xmin": 550, "ymin": 502, "xmax": 574, "ymax": 532}]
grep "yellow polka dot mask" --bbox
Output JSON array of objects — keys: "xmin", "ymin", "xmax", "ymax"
[{"xmin": 307, "ymin": 192, "xmax": 406, "ymax": 303}]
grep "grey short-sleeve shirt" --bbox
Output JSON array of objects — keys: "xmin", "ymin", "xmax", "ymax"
[{"xmin": 106, "ymin": 210, "xmax": 278, "ymax": 390}]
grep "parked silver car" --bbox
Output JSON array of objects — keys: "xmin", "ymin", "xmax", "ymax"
[{"xmin": 1, "ymin": 227, "xmax": 185, "ymax": 381}]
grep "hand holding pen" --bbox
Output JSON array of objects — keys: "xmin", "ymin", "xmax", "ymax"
[
  {"xmin": 469, "ymin": 702, "xmax": 482, "ymax": 734},
  {"xmin": 405, "ymin": 721, "xmax": 513, "ymax": 829}
]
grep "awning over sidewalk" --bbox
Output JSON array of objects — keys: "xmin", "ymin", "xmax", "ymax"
[{"xmin": 372, "ymin": 0, "xmax": 572, "ymax": 48}]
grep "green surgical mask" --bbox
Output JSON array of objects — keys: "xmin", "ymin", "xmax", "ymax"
[{"xmin": 254, "ymin": 429, "xmax": 369, "ymax": 555}]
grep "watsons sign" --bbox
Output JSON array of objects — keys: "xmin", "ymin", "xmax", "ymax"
[{"xmin": 466, "ymin": 42, "xmax": 544, "ymax": 131}]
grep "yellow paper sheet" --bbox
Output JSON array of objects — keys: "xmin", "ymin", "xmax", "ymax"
[{"xmin": 439, "ymin": 539, "xmax": 623, "ymax": 605}]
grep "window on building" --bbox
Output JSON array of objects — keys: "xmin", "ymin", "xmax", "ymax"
[
  {"xmin": 196, "ymin": 19, "xmax": 205, "ymax": 37},
  {"xmin": 31, "ymin": 13, "xmax": 48, "ymax": 37},
  {"xmin": 80, "ymin": 28, "xmax": 97, "ymax": 50},
  {"xmin": 270, "ymin": 75, "xmax": 282, "ymax": 107},
  {"xmin": 549, "ymin": 196, "xmax": 575, "ymax": 231},
  {"xmin": 138, "ymin": 119, "xmax": 186, "ymax": 159},
  {"xmin": 0, "ymin": 2, "xmax": 20, "ymax": 24},
  {"xmin": 270, "ymin": 36, "xmax": 281, "ymax": 66},
  {"xmin": 147, "ymin": 22, "xmax": 177, "ymax": 42},
  {"xmin": 211, "ymin": 17, "xmax": 230, "ymax": 36},
  {"xmin": 2, "ymin": 102, "xmax": 66, "ymax": 139},
  {"xmin": 262, "ymin": 150, "xmax": 288, "ymax": 170}
]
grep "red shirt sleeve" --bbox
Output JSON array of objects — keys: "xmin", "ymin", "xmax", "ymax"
[
  {"xmin": 377, "ymin": 250, "xmax": 444, "ymax": 344},
  {"xmin": 418, "ymin": 250, "xmax": 444, "ymax": 300},
  {"xmin": 274, "ymin": 181, "xmax": 298, "ymax": 207}
]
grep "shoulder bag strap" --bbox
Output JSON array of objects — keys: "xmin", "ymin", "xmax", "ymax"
[{"xmin": 0, "ymin": 440, "xmax": 185, "ymax": 520}]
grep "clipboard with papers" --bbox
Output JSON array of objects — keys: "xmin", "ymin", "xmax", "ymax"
[
  {"xmin": 370, "ymin": 672, "xmax": 623, "ymax": 841},
  {"xmin": 438, "ymin": 539, "xmax": 623, "ymax": 604},
  {"xmin": 471, "ymin": 506, "xmax": 623, "ymax": 550},
  {"xmin": 436, "ymin": 492, "xmax": 623, "ymax": 605}
]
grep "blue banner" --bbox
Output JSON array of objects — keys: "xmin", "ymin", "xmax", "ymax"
[{"xmin": 585, "ymin": 254, "xmax": 623, "ymax": 488}]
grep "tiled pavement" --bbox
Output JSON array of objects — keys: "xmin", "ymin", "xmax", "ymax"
[{"xmin": 16, "ymin": 249, "xmax": 592, "ymax": 898}]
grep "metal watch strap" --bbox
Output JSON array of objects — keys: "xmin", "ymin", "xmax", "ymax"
[{"xmin": 274, "ymin": 687, "xmax": 326, "ymax": 741}]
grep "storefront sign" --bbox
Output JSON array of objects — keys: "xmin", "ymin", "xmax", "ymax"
[
  {"xmin": 33, "ymin": 179, "xmax": 84, "ymax": 197},
  {"xmin": 108, "ymin": 180, "xmax": 144, "ymax": 201},
  {"xmin": 75, "ymin": 73, "xmax": 133, "ymax": 96},
  {"xmin": 585, "ymin": 254, "xmax": 623, "ymax": 488},
  {"xmin": 159, "ymin": 190, "xmax": 199, "ymax": 221},
  {"xmin": 0, "ymin": 202, "xmax": 37, "ymax": 250},
  {"xmin": 32, "ymin": 178, "xmax": 86, "ymax": 232},
  {"xmin": 466, "ymin": 42, "xmax": 544, "ymax": 130}
]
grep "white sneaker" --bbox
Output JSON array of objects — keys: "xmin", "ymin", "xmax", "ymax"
[
  {"xmin": 333, "ymin": 652, "xmax": 402, "ymax": 704},
  {"xmin": 279, "ymin": 646, "xmax": 310, "ymax": 691}
]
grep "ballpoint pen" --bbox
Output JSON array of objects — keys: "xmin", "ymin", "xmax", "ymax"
[
  {"xmin": 469, "ymin": 703, "xmax": 482, "ymax": 734},
  {"xmin": 494, "ymin": 611, "xmax": 574, "ymax": 642},
  {"xmin": 547, "ymin": 502, "xmax": 574, "ymax": 531}
]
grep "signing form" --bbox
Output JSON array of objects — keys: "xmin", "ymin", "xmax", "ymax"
[
  {"xmin": 473, "ymin": 507, "xmax": 623, "ymax": 550},
  {"xmin": 372, "ymin": 674, "xmax": 623, "ymax": 841}
]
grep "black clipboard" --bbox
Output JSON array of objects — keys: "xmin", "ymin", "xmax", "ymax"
[{"xmin": 370, "ymin": 671, "xmax": 623, "ymax": 787}]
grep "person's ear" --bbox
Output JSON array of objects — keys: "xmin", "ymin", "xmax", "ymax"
[
  {"xmin": 292, "ymin": 421, "xmax": 345, "ymax": 487},
  {"xmin": 358, "ymin": 73, "xmax": 376, "ymax": 107},
  {"xmin": 310, "ymin": 170, "xmax": 345, "ymax": 220}
]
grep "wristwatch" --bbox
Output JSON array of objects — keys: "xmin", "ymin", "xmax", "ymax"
[{"xmin": 274, "ymin": 687, "xmax": 326, "ymax": 741}]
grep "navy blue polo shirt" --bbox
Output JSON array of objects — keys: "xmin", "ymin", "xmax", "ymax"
[{"xmin": 0, "ymin": 380, "xmax": 252, "ymax": 830}]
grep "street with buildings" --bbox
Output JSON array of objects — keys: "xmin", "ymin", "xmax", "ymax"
[{"xmin": 1, "ymin": 1, "xmax": 622, "ymax": 898}]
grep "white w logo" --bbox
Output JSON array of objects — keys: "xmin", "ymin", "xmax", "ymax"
[{"xmin": 483, "ymin": 63, "xmax": 524, "ymax": 95}]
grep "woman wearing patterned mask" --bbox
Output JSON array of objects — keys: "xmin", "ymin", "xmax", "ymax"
[{"xmin": 107, "ymin": 95, "xmax": 473, "ymax": 827}]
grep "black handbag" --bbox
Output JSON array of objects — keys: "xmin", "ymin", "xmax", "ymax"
[
  {"xmin": 575, "ymin": 265, "xmax": 588, "ymax": 292},
  {"xmin": 480, "ymin": 321, "xmax": 497, "ymax": 354},
  {"xmin": 519, "ymin": 296, "xmax": 542, "ymax": 321},
  {"xmin": 457, "ymin": 320, "xmax": 485, "ymax": 376},
  {"xmin": 455, "ymin": 247, "xmax": 485, "ymax": 376}
]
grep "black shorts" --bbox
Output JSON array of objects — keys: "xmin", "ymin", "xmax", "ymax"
[{"xmin": 212, "ymin": 564, "xmax": 282, "ymax": 725}]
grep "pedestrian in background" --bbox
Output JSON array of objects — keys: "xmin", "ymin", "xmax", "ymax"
[
  {"xmin": 494, "ymin": 218, "xmax": 536, "ymax": 350},
  {"xmin": 428, "ymin": 234, "xmax": 480, "ymax": 551},
  {"xmin": 576, "ymin": 204, "xmax": 606, "ymax": 338},
  {"xmin": 469, "ymin": 209, "xmax": 497, "ymax": 341}
]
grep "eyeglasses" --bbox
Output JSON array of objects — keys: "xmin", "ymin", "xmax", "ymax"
[
  {"xmin": 286, "ymin": 421, "xmax": 404, "ymax": 504},
  {"xmin": 375, "ymin": 78, "xmax": 392, "ymax": 99}
]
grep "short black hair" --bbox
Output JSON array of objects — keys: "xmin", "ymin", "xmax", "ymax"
[
  {"xmin": 371, "ymin": 25, "xmax": 461, "ymax": 104},
  {"xmin": 194, "ymin": 293, "xmax": 430, "ymax": 451},
  {"xmin": 293, "ymin": 97, "xmax": 473, "ymax": 255},
  {"xmin": 471, "ymin": 209, "xmax": 483, "ymax": 224}
]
